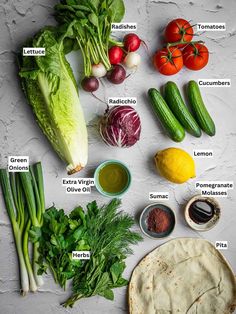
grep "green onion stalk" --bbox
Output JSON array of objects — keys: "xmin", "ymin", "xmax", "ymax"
[
  {"xmin": 0, "ymin": 170, "xmax": 32, "ymax": 294},
  {"xmin": 19, "ymin": 163, "xmax": 45, "ymax": 287}
]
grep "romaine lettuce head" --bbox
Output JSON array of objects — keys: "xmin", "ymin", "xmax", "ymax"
[{"xmin": 18, "ymin": 27, "xmax": 88, "ymax": 174}]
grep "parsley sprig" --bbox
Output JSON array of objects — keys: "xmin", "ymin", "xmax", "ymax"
[{"xmin": 35, "ymin": 205, "xmax": 89, "ymax": 289}]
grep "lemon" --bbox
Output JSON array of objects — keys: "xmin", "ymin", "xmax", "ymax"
[{"xmin": 154, "ymin": 147, "xmax": 196, "ymax": 184}]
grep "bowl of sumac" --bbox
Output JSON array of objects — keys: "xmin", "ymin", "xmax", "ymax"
[{"xmin": 139, "ymin": 203, "xmax": 176, "ymax": 239}]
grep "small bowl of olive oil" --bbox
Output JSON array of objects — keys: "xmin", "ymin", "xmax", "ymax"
[{"xmin": 94, "ymin": 160, "xmax": 131, "ymax": 197}]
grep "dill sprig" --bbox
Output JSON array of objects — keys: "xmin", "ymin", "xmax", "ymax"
[{"xmin": 64, "ymin": 198, "xmax": 142, "ymax": 307}]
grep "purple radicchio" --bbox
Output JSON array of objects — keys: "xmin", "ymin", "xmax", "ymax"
[{"xmin": 100, "ymin": 105, "xmax": 141, "ymax": 148}]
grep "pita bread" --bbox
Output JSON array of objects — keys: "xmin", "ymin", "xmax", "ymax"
[{"xmin": 129, "ymin": 238, "xmax": 236, "ymax": 314}]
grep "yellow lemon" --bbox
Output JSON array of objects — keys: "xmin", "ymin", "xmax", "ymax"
[{"xmin": 154, "ymin": 147, "xmax": 196, "ymax": 184}]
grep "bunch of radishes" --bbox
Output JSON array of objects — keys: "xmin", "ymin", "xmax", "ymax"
[{"xmin": 81, "ymin": 33, "xmax": 143, "ymax": 93}]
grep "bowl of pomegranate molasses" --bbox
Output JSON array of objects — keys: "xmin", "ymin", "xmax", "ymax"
[
  {"xmin": 185, "ymin": 195, "xmax": 221, "ymax": 231},
  {"xmin": 139, "ymin": 203, "xmax": 176, "ymax": 239}
]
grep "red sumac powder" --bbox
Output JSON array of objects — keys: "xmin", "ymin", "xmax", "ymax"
[{"xmin": 147, "ymin": 208, "xmax": 170, "ymax": 233}]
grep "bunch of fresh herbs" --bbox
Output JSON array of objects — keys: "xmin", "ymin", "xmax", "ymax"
[{"xmin": 35, "ymin": 198, "xmax": 142, "ymax": 307}]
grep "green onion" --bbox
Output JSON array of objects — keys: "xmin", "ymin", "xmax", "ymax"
[
  {"xmin": 0, "ymin": 170, "xmax": 29, "ymax": 295},
  {"xmin": 0, "ymin": 162, "xmax": 45, "ymax": 294},
  {"xmin": 20, "ymin": 163, "xmax": 45, "ymax": 287}
]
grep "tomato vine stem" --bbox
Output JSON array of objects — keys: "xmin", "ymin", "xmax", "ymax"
[{"xmin": 166, "ymin": 40, "xmax": 204, "ymax": 48}]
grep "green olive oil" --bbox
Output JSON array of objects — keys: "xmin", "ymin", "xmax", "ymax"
[{"xmin": 98, "ymin": 163, "xmax": 128, "ymax": 194}]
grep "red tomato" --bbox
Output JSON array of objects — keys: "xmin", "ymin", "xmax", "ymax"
[
  {"xmin": 153, "ymin": 47, "xmax": 183, "ymax": 75},
  {"xmin": 108, "ymin": 46, "xmax": 124, "ymax": 65},
  {"xmin": 183, "ymin": 43, "xmax": 209, "ymax": 70},
  {"xmin": 165, "ymin": 18, "xmax": 193, "ymax": 47}
]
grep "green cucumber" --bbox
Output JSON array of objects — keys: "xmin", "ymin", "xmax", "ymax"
[
  {"xmin": 148, "ymin": 88, "xmax": 185, "ymax": 142},
  {"xmin": 164, "ymin": 81, "xmax": 202, "ymax": 137},
  {"xmin": 187, "ymin": 80, "xmax": 216, "ymax": 136}
]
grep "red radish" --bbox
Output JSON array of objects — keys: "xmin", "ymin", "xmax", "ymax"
[
  {"xmin": 108, "ymin": 46, "xmax": 124, "ymax": 64},
  {"xmin": 124, "ymin": 52, "xmax": 141, "ymax": 69},
  {"xmin": 91, "ymin": 63, "xmax": 107, "ymax": 78},
  {"xmin": 123, "ymin": 33, "xmax": 141, "ymax": 52},
  {"xmin": 81, "ymin": 76, "xmax": 99, "ymax": 92},
  {"xmin": 106, "ymin": 65, "xmax": 126, "ymax": 84}
]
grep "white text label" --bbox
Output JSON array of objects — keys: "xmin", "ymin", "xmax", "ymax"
[
  {"xmin": 197, "ymin": 23, "xmax": 226, "ymax": 32},
  {"xmin": 8, "ymin": 156, "xmax": 29, "ymax": 172},
  {"xmin": 195, "ymin": 181, "xmax": 233, "ymax": 198},
  {"xmin": 62, "ymin": 178, "xmax": 94, "ymax": 194},
  {"xmin": 108, "ymin": 97, "xmax": 137, "ymax": 106},
  {"xmin": 149, "ymin": 192, "xmax": 169, "ymax": 201},
  {"xmin": 193, "ymin": 150, "xmax": 213, "ymax": 158},
  {"xmin": 215, "ymin": 241, "xmax": 228, "ymax": 250},
  {"xmin": 23, "ymin": 48, "xmax": 45, "ymax": 56},
  {"xmin": 111, "ymin": 23, "xmax": 137, "ymax": 31},
  {"xmin": 198, "ymin": 79, "xmax": 231, "ymax": 87},
  {"xmin": 72, "ymin": 251, "xmax": 91, "ymax": 260}
]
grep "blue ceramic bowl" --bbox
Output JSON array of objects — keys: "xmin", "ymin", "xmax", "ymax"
[
  {"xmin": 139, "ymin": 203, "xmax": 176, "ymax": 239},
  {"xmin": 94, "ymin": 160, "xmax": 131, "ymax": 197}
]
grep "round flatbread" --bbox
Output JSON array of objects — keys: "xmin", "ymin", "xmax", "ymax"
[{"xmin": 129, "ymin": 238, "xmax": 236, "ymax": 314}]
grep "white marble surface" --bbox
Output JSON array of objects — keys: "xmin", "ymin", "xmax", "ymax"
[{"xmin": 0, "ymin": 0, "xmax": 236, "ymax": 313}]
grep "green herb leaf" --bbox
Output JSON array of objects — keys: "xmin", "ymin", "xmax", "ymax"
[
  {"xmin": 109, "ymin": 0, "xmax": 125, "ymax": 23},
  {"xmin": 65, "ymin": 0, "xmax": 77, "ymax": 5},
  {"xmin": 110, "ymin": 261, "xmax": 126, "ymax": 283},
  {"xmin": 88, "ymin": 12, "xmax": 99, "ymax": 27},
  {"xmin": 72, "ymin": 5, "xmax": 92, "ymax": 13},
  {"xmin": 94, "ymin": 272, "xmax": 111, "ymax": 292},
  {"xmin": 99, "ymin": 288, "xmax": 114, "ymax": 301},
  {"xmin": 29, "ymin": 226, "xmax": 42, "ymax": 243}
]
